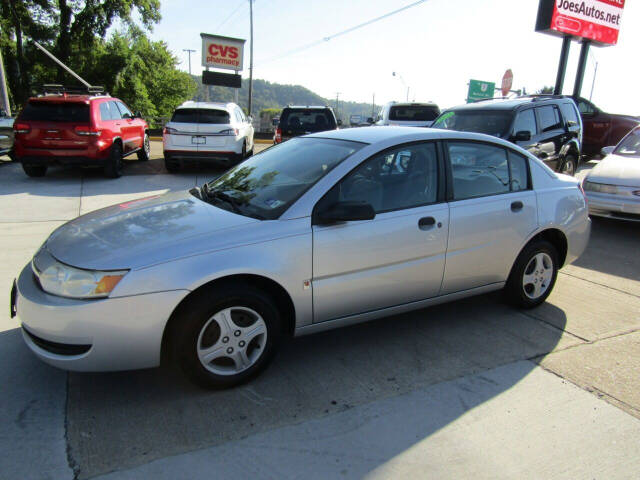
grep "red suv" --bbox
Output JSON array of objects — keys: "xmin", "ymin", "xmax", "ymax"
[{"xmin": 13, "ymin": 87, "xmax": 150, "ymax": 178}]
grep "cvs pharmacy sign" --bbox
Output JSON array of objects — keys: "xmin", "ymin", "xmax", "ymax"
[{"xmin": 201, "ymin": 33, "xmax": 245, "ymax": 71}]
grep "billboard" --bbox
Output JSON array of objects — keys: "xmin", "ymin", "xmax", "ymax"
[
  {"xmin": 201, "ymin": 33, "xmax": 245, "ymax": 71},
  {"xmin": 536, "ymin": 0, "xmax": 625, "ymax": 46},
  {"xmin": 467, "ymin": 80, "xmax": 495, "ymax": 103}
]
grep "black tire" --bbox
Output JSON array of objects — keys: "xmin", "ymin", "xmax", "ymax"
[
  {"xmin": 137, "ymin": 133, "xmax": 150, "ymax": 161},
  {"xmin": 173, "ymin": 283, "xmax": 282, "ymax": 389},
  {"xmin": 235, "ymin": 140, "xmax": 247, "ymax": 163},
  {"xmin": 22, "ymin": 164, "xmax": 48, "ymax": 177},
  {"xmin": 104, "ymin": 142, "xmax": 123, "ymax": 178},
  {"xmin": 505, "ymin": 240, "xmax": 559, "ymax": 309},
  {"xmin": 558, "ymin": 154, "xmax": 577, "ymax": 176},
  {"xmin": 164, "ymin": 155, "xmax": 180, "ymax": 173},
  {"xmin": 246, "ymin": 148, "xmax": 254, "ymax": 158}
]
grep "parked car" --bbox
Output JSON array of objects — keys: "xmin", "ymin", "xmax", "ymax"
[
  {"xmin": 0, "ymin": 114, "xmax": 15, "ymax": 160},
  {"xmin": 12, "ymin": 127, "xmax": 590, "ymax": 388},
  {"xmin": 582, "ymin": 126, "xmax": 640, "ymax": 222},
  {"xmin": 575, "ymin": 97, "xmax": 640, "ymax": 158},
  {"xmin": 432, "ymin": 95, "xmax": 582, "ymax": 175},
  {"xmin": 163, "ymin": 101, "xmax": 254, "ymax": 172},
  {"xmin": 13, "ymin": 86, "xmax": 150, "ymax": 178},
  {"xmin": 274, "ymin": 106, "xmax": 338, "ymax": 144},
  {"xmin": 375, "ymin": 101, "xmax": 440, "ymax": 127}
]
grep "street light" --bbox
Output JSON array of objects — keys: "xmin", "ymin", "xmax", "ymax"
[{"xmin": 392, "ymin": 71, "xmax": 410, "ymax": 102}]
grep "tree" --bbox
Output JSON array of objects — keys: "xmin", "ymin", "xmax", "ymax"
[
  {"xmin": 536, "ymin": 86, "xmax": 554, "ymax": 95},
  {"xmin": 0, "ymin": 0, "xmax": 160, "ymax": 104}
]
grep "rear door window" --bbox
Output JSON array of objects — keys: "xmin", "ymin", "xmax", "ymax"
[
  {"xmin": 280, "ymin": 109, "xmax": 336, "ymax": 132},
  {"xmin": 389, "ymin": 105, "xmax": 440, "ymax": 121},
  {"xmin": 99, "ymin": 103, "xmax": 112, "ymax": 122},
  {"xmin": 536, "ymin": 106, "xmax": 562, "ymax": 132},
  {"xmin": 448, "ymin": 142, "xmax": 510, "ymax": 200},
  {"xmin": 21, "ymin": 102, "xmax": 90, "ymax": 122}
]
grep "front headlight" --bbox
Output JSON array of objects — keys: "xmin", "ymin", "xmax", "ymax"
[
  {"xmin": 32, "ymin": 250, "xmax": 127, "ymax": 299},
  {"xmin": 583, "ymin": 180, "xmax": 619, "ymax": 194}
]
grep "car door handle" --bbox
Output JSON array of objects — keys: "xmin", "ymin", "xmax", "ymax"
[
  {"xmin": 418, "ymin": 216, "xmax": 436, "ymax": 229},
  {"xmin": 511, "ymin": 201, "xmax": 524, "ymax": 212}
]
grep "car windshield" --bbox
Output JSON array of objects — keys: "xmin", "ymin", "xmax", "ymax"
[
  {"xmin": 171, "ymin": 108, "xmax": 230, "ymax": 124},
  {"xmin": 389, "ymin": 105, "xmax": 439, "ymax": 121},
  {"xmin": 21, "ymin": 101, "xmax": 90, "ymax": 122},
  {"xmin": 614, "ymin": 129, "xmax": 640, "ymax": 157},
  {"xmin": 200, "ymin": 137, "xmax": 364, "ymax": 219},
  {"xmin": 279, "ymin": 109, "xmax": 336, "ymax": 132},
  {"xmin": 432, "ymin": 110, "xmax": 512, "ymax": 137}
]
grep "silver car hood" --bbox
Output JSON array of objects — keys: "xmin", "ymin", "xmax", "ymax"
[
  {"xmin": 45, "ymin": 190, "xmax": 260, "ymax": 270},
  {"xmin": 588, "ymin": 154, "xmax": 640, "ymax": 187}
]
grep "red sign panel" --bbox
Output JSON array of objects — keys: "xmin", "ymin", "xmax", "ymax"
[
  {"xmin": 536, "ymin": 0, "xmax": 625, "ymax": 46},
  {"xmin": 501, "ymin": 69, "xmax": 513, "ymax": 97}
]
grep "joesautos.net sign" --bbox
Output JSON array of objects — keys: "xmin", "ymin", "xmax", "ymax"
[{"xmin": 536, "ymin": 0, "xmax": 625, "ymax": 46}]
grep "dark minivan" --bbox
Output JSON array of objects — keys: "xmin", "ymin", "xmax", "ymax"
[
  {"xmin": 432, "ymin": 95, "xmax": 582, "ymax": 175},
  {"xmin": 274, "ymin": 106, "xmax": 339, "ymax": 144}
]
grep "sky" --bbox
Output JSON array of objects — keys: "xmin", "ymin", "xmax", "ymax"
[{"xmin": 147, "ymin": 0, "xmax": 639, "ymax": 115}]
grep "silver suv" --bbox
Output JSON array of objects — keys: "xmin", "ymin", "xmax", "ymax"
[{"xmin": 376, "ymin": 101, "xmax": 440, "ymax": 127}]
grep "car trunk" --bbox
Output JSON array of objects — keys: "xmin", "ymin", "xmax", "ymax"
[
  {"xmin": 19, "ymin": 100, "xmax": 91, "ymax": 150},
  {"xmin": 196, "ymin": 109, "xmax": 233, "ymax": 151},
  {"xmin": 167, "ymin": 108, "xmax": 232, "ymax": 151},
  {"xmin": 279, "ymin": 109, "xmax": 336, "ymax": 140}
]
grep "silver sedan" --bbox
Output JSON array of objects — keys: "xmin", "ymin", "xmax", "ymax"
[
  {"xmin": 583, "ymin": 126, "xmax": 640, "ymax": 222},
  {"xmin": 12, "ymin": 127, "xmax": 590, "ymax": 388}
]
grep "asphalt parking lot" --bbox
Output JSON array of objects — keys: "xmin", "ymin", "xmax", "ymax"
[{"xmin": 1, "ymin": 142, "xmax": 639, "ymax": 479}]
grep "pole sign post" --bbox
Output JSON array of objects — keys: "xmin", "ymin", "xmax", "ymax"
[
  {"xmin": 200, "ymin": 33, "xmax": 245, "ymax": 71},
  {"xmin": 467, "ymin": 79, "xmax": 495, "ymax": 103},
  {"xmin": 536, "ymin": 0, "xmax": 625, "ymax": 46}
]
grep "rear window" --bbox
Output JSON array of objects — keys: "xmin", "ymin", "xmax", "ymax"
[
  {"xmin": 21, "ymin": 101, "xmax": 90, "ymax": 123},
  {"xmin": 389, "ymin": 105, "xmax": 440, "ymax": 121},
  {"xmin": 280, "ymin": 109, "xmax": 336, "ymax": 132},
  {"xmin": 171, "ymin": 108, "xmax": 230, "ymax": 124}
]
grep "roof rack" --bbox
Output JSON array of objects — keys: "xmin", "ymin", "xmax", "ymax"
[
  {"xmin": 471, "ymin": 97, "xmax": 508, "ymax": 103},
  {"xmin": 518, "ymin": 94, "xmax": 568, "ymax": 102},
  {"xmin": 40, "ymin": 84, "xmax": 108, "ymax": 97}
]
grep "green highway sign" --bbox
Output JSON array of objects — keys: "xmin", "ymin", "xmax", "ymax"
[{"xmin": 467, "ymin": 79, "xmax": 495, "ymax": 103}]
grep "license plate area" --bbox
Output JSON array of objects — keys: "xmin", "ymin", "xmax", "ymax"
[{"xmin": 191, "ymin": 136, "xmax": 205, "ymax": 145}]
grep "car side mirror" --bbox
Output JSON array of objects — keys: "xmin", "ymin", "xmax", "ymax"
[
  {"xmin": 134, "ymin": 111, "xmax": 142, "ymax": 119},
  {"xmin": 601, "ymin": 146, "xmax": 615, "ymax": 156},
  {"xmin": 513, "ymin": 130, "xmax": 532, "ymax": 142},
  {"xmin": 337, "ymin": 119, "xmax": 343, "ymax": 126},
  {"xmin": 315, "ymin": 201, "xmax": 375, "ymax": 224}
]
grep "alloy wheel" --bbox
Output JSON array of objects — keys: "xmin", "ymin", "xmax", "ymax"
[
  {"xmin": 522, "ymin": 252, "xmax": 554, "ymax": 300},
  {"xmin": 196, "ymin": 307, "xmax": 267, "ymax": 375}
]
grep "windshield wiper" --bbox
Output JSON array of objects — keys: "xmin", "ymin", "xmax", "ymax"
[{"xmin": 201, "ymin": 184, "xmax": 243, "ymax": 214}]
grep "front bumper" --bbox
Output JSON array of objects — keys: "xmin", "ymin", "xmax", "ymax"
[
  {"xmin": 586, "ymin": 192, "xmax": 640, "ymax": 222},
  {"xmin": 14, "ymin": 264, "xmax": 189, "ymax": 372}
]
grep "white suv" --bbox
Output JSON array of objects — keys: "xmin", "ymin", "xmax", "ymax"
[
  {"xmin": 375, "ymin": 101, "xmax": 440, "ymax": 127},
  {"xmin": 163, "ymin": 101, "xmax": 254, "ymax": 172}
]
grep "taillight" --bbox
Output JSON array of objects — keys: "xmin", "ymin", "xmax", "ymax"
[
  {"xmin": 275, "ymin": 127, "xmax": 282, "ymax": 143},
  {"xmin": 13, "ymin": 123, "xmax": 31, "ymax": 134},
  {"xmin": 163, "ymin": 126, "xmax": 178, "ymax": 134},
  {"xmin": 74, "ymin": 125, "xmax": 102, "ymax": 137},
  {"xmin": 219, "ymin": 128, "xmax": 239, "ymax": 136}
]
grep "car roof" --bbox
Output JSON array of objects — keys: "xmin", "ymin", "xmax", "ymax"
[
  {"xmin": 389, "ymin": 102, "xmax": 439, "ymax": 107},
  {"xmin": 445, "ymin": 96, "xmax": 573, "ymax": 112},
  {"xmin": 284, "ymin": 106, "xmax": 331, "ymax": 110},
  {"xmin": 28, "ymin": 94, "xmax": 111, "ymax": 103},
  {"xmin": 176, "ymin": 101, "xmax": 235, "ymax": 111},
  {"xmin": 306, "ymin": 126, "xmax": 519, "ymax": 148}
]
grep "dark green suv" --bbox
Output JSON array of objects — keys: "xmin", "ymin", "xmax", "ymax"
[{"xmin": 432, "ymin": 95, "xmax": 582, "ymax": 176}]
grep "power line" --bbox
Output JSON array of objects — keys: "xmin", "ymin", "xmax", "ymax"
[
  {"xmin": 216, "ymin": 1, "xmax": 247, "ymax": 31},
  {"xmin": 258, "ymin": 0, "xmax": 430, "ymax": 65}
]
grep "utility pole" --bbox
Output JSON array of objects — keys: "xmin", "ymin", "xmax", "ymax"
[
  {"xmin": 335, "ymin": 92, "xmax": 341, "ymax": 120},
  {"xmin": 589, "ymin": 61, "xmax": 598, "ymax": 101},
  {"xmin": 248, "ymin": 0, "xmax": 254, "ymax": 116},
  {"xmin": 0, "ymin": 47, "xmax": 11, "ymax": 116},
  {"xmin": 183, "ymin": 49, "xmax": 196, "ymax": 76},
  {"xmin": 371, "ymin": 93, "xmax": 375, "ymax": 119}
]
